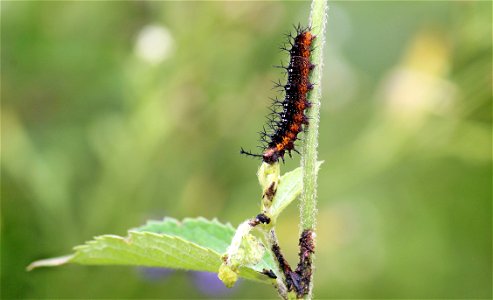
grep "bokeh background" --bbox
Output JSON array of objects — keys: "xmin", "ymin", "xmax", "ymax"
[{"xmin": 2, "ymin": 1, "xmax": 491, "ymax": 299}]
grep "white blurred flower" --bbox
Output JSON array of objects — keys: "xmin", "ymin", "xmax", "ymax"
[{"xmin": 134, "ymin": 25, "xmax": 174, "ymax": 65}]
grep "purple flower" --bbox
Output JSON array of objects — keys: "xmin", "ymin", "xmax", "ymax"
[
  {"xmin": 191, "ymin": 271, "xmax": 239, "ymax": 297},
  {"xmin": 137, "ymin": 267, "xmax": 174, "ymax": 282}
]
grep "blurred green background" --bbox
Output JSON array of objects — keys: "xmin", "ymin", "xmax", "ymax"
[{"xmin": 2, "ymin": 1, "xmax": 491, "ymax": 299}]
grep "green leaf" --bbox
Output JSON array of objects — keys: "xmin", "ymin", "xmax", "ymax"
[
  {"xmin": 135, "ymin": 217, "xmax": 233, "ymax": 254},
  {"xmin": 28, "ymin": 218, "xmax": 276, "ymax": 284},
  {"xmin": 268, "ymin": 161, "xmax": 324, "ymax": 220}
]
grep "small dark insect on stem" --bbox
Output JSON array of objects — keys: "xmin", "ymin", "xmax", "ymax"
[
  {"xmin": 261, "ymin": 268, "xmax": 278, "ymax": 279},
  {"xmin": 248, "ymin": 213, "xmax": 271, "ymax": 227}
]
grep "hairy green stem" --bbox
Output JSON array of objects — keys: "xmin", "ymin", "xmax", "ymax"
[
  {"xmin": 299, "ymin": 0, "xmax": 328, "ymax": 298},
  {"xmin": 301, "ymin": 0, "xmax": 328, "ymax": 236}
]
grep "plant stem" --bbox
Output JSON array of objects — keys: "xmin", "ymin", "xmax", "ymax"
[
  {"xmin": 266, "ymin": 229, "xmax": 294, "ymax": 300},
  {"xmin": 301, "ymin": 0, "xmax": 328, "ymax": 231},
  {"xmin": 299, "ymin": 0, "xmax": 328, "ymax": 298}
]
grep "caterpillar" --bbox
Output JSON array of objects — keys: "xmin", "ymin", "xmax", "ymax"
[{"xmin": 241, "ymin": 25, "xmax": 315, "ymax": 164}]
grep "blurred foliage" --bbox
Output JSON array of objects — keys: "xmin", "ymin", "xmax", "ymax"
[{"xmin": 1, "ymin": 1, "xmax": 491, "ymax": 299}]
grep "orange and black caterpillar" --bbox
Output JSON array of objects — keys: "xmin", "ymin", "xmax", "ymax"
[{"xmin": 241, "ymin": 25, "xmax": 315, "ymax": 164}]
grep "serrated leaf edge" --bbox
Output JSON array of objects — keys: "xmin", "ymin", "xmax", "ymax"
[{"xmin": 31, "ymin": 223, "xmax": 273, "ymax": 284}]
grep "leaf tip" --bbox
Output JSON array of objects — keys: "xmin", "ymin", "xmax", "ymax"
[{"xmin": 26, "ymin": 255, "xmax": 73, "ymax": 271}]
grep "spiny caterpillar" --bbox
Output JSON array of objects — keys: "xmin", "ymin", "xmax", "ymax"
[{"xmin": 241, "ymin": 25, "xmax": 315, "ymax": 164}]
